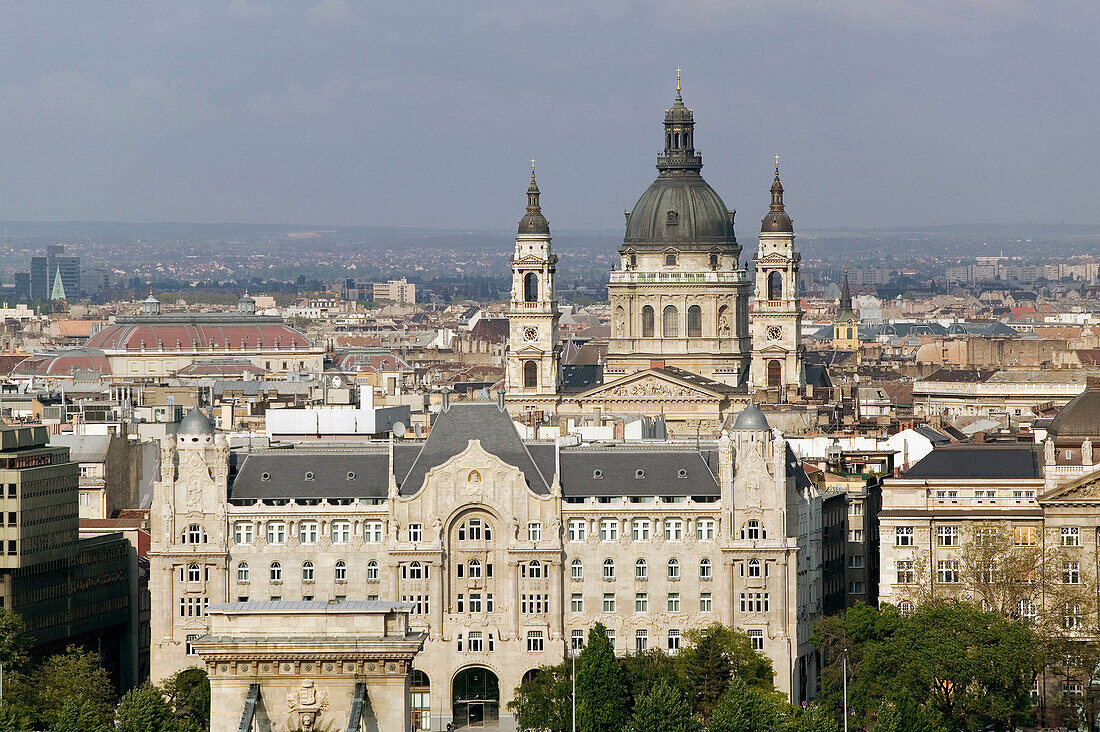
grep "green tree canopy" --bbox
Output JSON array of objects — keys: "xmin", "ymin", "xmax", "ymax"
[
  {"xmin": 32, "ymin": 646, "xmax": 115, "ymax": 730},
  {"xmin": 576, "ymin": 623, "xmax": 630, "ymax": 732},
  {"xmin": 163, "ymin": 667, "xmax": 210, "ymax": 731},
  {"xmin": 623, "ymin": 679, "xmax": 700, "ymax": 732},
  {"xmin": 506, "ymin": 662, "xmax": 573, "ymax": 732},
  {"xmin": 0, "ymin": 610, "xmax": 30, "ymax": 675},
  {"xmin": 0, "ymin": 700, "xmax": 31, "ymax": 732},
  {"xmin": 706, "ymin": 677, "xmax": 787, "ymax": 732},
  {"xmin": 871, "ymin": 689, "xmax": 949, "ymax": 732},
  {"xmin": 679, "ymin": 624, "xmax": 774, "ymax": 718},
  {"xmin": 116, "ymin": 685, "xmax": 175, "ymax": 732}
]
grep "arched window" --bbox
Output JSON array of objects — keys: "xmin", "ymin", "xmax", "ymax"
[
  {"xmin": 523, "ymin": 360, "xmax": 537, "ymax": 388},
  {"xmin": 667, "ymin": 558, "xmax": 680, "ymax": 580},
  {"xmin": 407, "ymin": 561, "xmax": 424, "ymax": 580},
  {"xmin": 666, "ymin": 133, "xmax": 672, "ymax": 149},
  {"xmin": 187, "ymin": 563, "xmax": 201, "ymax": 582},
  {"xmin": 334, "ymin": 560, "xmax": 347, "ymax": 582},
  {"xmin": 528, "ymin": 560, "xmax": 543, "ymax": 579},
  {"xmin": 236, "ymin": 561, "xmax": 250, "ymax": 583},
  {"xmin": 603, "ymin": 559, "xmax": 615, "ymax": 580},
  {"xmin": 367, "ymin": 560, "xmax": 379, "ymax": 581},
  {"xmin": 469, "ymin": 559, "xmax": 482, "ymax": 579},
  {"xmin": 571, "ymin": 559, "xmax": 583, "ymax": 580},
  {"xmin": 748, "ymin": 559, "xmax": 761, "ymax": 577},
  {"xmin": 768, "ymin": 360, "xmax": 782, "ymax": 388},
  {"xmin": 642, "ymin": 306, "xmax": 655, "ymax": 338},
  {"xmin": 524, "ymin": 272, "xmax": 539, "ymax": 302},
  {"xmin": 768, "ymin": 271, "xmax": 783, "ymax": 301},
  {"xmin": 700, "ymin": 558, "xmax": 712, "ymax": 579},
  {"xmin": 717, "ymin": 305, "xmax": 731, "ymax": 337},
  {"xmin": 674, "ymin": 132, "xmax": 680, "ymax": 148},
  {"xmin": 183, "ymin": 524, "xmax": 206, "ymax": 544},
  {"xmin": 302, "ymin": 561, "xmax": 315, "ymax": 582},
  {"xmin": 635, "ymin": 558, "xmax": 648, "ymax": 580},
  {"xmin": 663, "ymin": 305, "xmax": 679, "ymax": 337},
  {"xmin": 687, "ymin": 305, "xmax": 702, "ymax": 338},
  {"xmin": 270, "ymin": 561, "xmax": 282, "ymax": 582},
  {"xmin": 710, "ymin": 251, "xmax": 719, "ymax": 270},
  {"xmin": 847, "ymin": 327, "xmax": 854, "ymax": 340},
  {"xmin": 741, "ymin": 520, "xmax": 766, "ymax": 540}
]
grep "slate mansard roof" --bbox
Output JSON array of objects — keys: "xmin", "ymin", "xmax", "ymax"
[
  {"xmin": 227, "ymin": 401, "xmax": 811, "ymax": 501},
  {"xmin": 902, "ymin": 444, "xmax": 1042, "ymax": 480}
]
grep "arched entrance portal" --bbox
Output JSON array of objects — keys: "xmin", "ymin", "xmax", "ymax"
[
  {"xmin": 767, "ymin": 359, "xmax": 782, "ymax": 388},
  {"xmin": 453, "ymin": 666, "xmax": 500, "ymax": 728}
]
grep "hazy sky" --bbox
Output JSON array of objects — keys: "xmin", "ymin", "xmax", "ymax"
[{"xmin": 1, "ymin": 1, "xmax": 1097, "ymax": 232}]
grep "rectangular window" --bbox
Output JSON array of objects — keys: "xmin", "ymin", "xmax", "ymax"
[
  {"xmin": 527, "ymin": 630, "xmax": 545, "ymax": 652},
  {"xmin": 603, "ymin": 593, "xmax": 616, "ymax": 613},
  {"xmin": 599, "ymin": 519, "xmax": 618, "ymax": 542},
  {"xmin": 469, "ymin": 593, "xmax": 482, "ymax": 612},
  {"xmin": 1013, "ymin": 526, "xmax": 1038, "ymax": 546},
  {"xmin": 78, "ymin": 491, "xmax": 89, "ymax": 507},
  {"xmin": 895, "ymin": 526, "xmax": 913, "ymax": 546},
  {"xmin": 700, "ymin": 593, "xmax": 712, "ymax": 612},
  {"xmin": 364, "ymin": 521, "xmax": 383, "ymax": 543},
  {"xmin": 468, "ymin": 631, "xmax": 484, "ymax": 652},
  {"xmin": 331, "ymin": 521, "xmax": 351, "ymax": 544},
  {"xmin": 1062, "ymin": 527, "xmax": 1081, "ymax": 547},
  {"xmin": 185, "ymin": 634, "xmax": 200, "ymax": 656},
  {"xmin": 738, "ymin": 593, "xmax": 770, "ymax": 613},
  {"xmin": 936, "ymin": 560, "xmax": 960, "ymax": 584},
  {"xmin": 896, "ymin": 560, "xmax": 914, "ymax": 584},
  {"xmin": 668, "ymin": 593, "xmax": 681, "ymax": 612},
  {"xmin": 749, "ymin": 629, "xmax": 764, "ymax": 650},
  {"xmin": 848, "ymin": 529, "xmax": 864, "ymax": 542},
  {"xmin": 849, "ymin": 503, "xmax": 863, "ymax": 516},
  {"xmin": 632, "ymin": 519, "xmax": 651, "ymax": 542},
  {"xmin": 848, "ymin": 555, "xmax": 864, "ymax": 568},
  {"xmin": 696, "ymin": 519, "xmax": 716, "ymax": 541},
  {"xmin": 605, "ymin": 628, "xmax": 616, "ymax": 650},
  {"xmin": 233, "ymin": 522, "xmax": 253, "ymax": 544},
  {"xmin": 635, "ymin": 593, "xmax": 648, "ymax": 612},
  {"xmin": 849, "ymin": 581, "xmax": 864, "ymax": 594},
  {"xmin": 572, "ymin": 629, "xmax": 585, "ymax": 651},
  {"xmin": 298, "ymin": 521, "xmax": 318, "ymax": 544},
  {"xmin": 457, "ymin": 594, "xmax": 464, "ymax": 613},
  {"xmin": 567, "ymin": 519, "xmax": 586, "ymax": 542},
  {"xmin": 571, "ymin": 594, "xmax": 584, "ymax": 612},
  {"xmin": 1063, "ymin": 562, "xmax": 1081, "ymax": 585},
  {"xmin": 936, "ymin": 526, "xmax": 958, "ymax": 547},
  {"xmin": 664, "ymin": 519, "xmax": 683, "ymax": 541},
  {"xmin": 266, "ymin": 522, "xmax": 286, "ymax": 544},
  {"xmin": 635, "ymin": 629, "xmax": 648, "ymax": 653},
  {"xmin": 668, "ymin": 629, "xmax": 681, "ymax": 652},
  {"xmin": 527, "ymin": 522, "xmax": 542, "ymax": 542},
  {"xmin": 409, "ymin": 524, "xmax": 423, "ymax": 543}
]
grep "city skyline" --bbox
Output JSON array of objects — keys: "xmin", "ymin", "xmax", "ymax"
[{"xmin": 0, "ymin": 1, "xmax": 1097, "ymax": 231}]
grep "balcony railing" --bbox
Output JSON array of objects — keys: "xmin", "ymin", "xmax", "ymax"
[{"xmin": 608, "ymin": 270, "xmax": 747, "ymax": 285}]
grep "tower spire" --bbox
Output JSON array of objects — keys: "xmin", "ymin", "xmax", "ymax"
[
  {"xmin": 840, "ymin": 268, "xmax": 852, "ymax": 310},
  {"xmin": 518, "ymin": 163, "xmax": 550, "ymax": 235},
  {"xmin": 676, "ymin": 67, "xmax": 681, "ymax": 97},
  {"xmin": 770, "ymin": 156, "xmax": 785, "ymax": 211}
]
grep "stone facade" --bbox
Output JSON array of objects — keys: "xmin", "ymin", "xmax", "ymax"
[{"xmin": 150, "ymin": 403, "xmax": 822, "ymax": 730}]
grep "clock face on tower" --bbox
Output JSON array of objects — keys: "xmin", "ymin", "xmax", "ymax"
[
  {"xmin": 523, "ymin": 327, "xmax": 538, "ymax": 342},
  {"xmin": 767, "ymin": 325, "xmax": 782, "ymax": 341}
]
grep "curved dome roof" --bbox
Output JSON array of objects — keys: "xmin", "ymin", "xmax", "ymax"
[
  {"xmin": 624, "ymin": 176, "xmax": 736, "ymax": 249},
  {"xmin": 179, "ymin": 407, "xmax": 214, "ymax": 436},
  {"xmin": 733, "ymin": 402, "xmax": 770, "ymax": 431},
  {"xmin": 86, "ymin": 315, "xmax": 313, "ymax": 351},
  {"xmin": 1048, "ymin": 380, "xmax": 1100, "ymax": 441},
  {"xmin": 11, "ymin": 348, "xmax": 112, "ymax": 376}
]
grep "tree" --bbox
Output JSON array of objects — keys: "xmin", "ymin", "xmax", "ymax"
[
  {"xmin": 47, "ymin": 697, "xmax": 113, "ymax": 732},
  {"xmin": 0, "ymin": 610, "xmax": 30, "ymax": 674},
  {"xmin": 576, "ymin": 624, "xmax": 630, "ymax": 732},
  {"xmin": 507, "ymin": 662, "xmax": 573, "ymax": 732},
  {"xmin": 784, "ymin": 702, "xmax": 840, "ymax": 732},
  {"xmin": 623, "ymin": 679, "xmax": 699, "ymax": 732},
  {"xmin": 32, "ymin": 646, "xmax": 115, "ymax": 730},
  {"xmin": 679, "ymin": 624, "xmax": 774, "ymax": 718},
  {"xmin": 871, "ymin": 689, "xmax": 948, "ymax": 732},
  {"xmin": 0, "ymin": 701, "xmax": 31, "ymax": 732},
  {"xmin": 164, "ymin": 667, "xmax": 210, "ymax": 731},
  {"xmin": 623, "ymin": 647, "xmax": 685, "ymax": 700},
  {"xmin": 857, "ymin": 603, "xmax": 1039, "ymax": 732},
  {"xmin": 706, "ymin": 677, "xmax": 787, "ymax": 732},
  {"xmin": 116, "ymin": 685, "xmax": 175, "ymax": 732}
]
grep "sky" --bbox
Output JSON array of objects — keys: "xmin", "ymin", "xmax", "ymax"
[{"xmin": 0, "ymin": 1, "xmax": 1097, "ymax": 232}]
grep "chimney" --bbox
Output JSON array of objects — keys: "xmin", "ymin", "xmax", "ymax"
[
  {"xmin": 650, "ymin": 359, "xmax": 665, "ymax": 370},
  {"xmin": 497, "ymin": 389, "xmax": 506, "ymax": 410},
  {"xmin": 441, "ymin": 388, "xmax": 451, "ymax": 411}
]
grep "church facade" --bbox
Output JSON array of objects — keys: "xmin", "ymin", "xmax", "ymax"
[
  {"xmin": 504, "ymin": 84, "xmax": 805, "ymax": 432},
  {"xmin": 150, "ymin": 401, "xmax": 822, "ymax": 730}
]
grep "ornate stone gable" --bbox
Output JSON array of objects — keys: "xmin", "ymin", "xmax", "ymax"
[
  {"xmin": 1040, "ymin": 466, "xmax": 1100, "ymax": 503},
  {"xmin": 577, "ymin": 370, "xmax": 722, "ymax": 402}
]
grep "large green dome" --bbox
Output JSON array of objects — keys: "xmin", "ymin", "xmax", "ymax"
[{"xmin": 622, "ymin": 89, "xmax": 738, "ymax": 253}]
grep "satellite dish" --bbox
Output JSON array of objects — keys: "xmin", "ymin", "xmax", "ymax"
[
  {"xmin": 413, "ymin": 424, "xmax": 423, "ymax": 438},
  {"xmin": 392, "ymin": 421, "xmax": 407, "ymax": 439},
  {"xmin": 331, "ymin": 375, "xmax": 343, "ymax": 388}
]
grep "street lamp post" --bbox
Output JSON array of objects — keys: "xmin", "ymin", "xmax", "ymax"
[
  {"xmin": 572, "ymin": 644, "xmax": 577, "ymax": 732},
  {"xmin": 842, "ymin": 648, "xmax": 849, "ymax": 732}
]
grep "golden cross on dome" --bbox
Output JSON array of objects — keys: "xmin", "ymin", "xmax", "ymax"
[
  {"xmin": 676, "ymin": 68, "xmax": 681, "ymax": 92},
  {"xmin": 775, "ymin": 154, "xmax": 780, "ymax": 174},
  {"xmin": 530, "ymin": 158, "xmax": 536, "ymax": 176}
]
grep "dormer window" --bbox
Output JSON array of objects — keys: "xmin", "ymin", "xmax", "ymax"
[
  {"xmin": 666, "ymin": 211, "xmax": 679, "ymax": 226},
  {"xmin": 665, "ymin": 250, "xmax": 678, "ymax": 267}
]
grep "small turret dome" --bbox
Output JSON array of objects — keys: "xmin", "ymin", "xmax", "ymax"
[
  {"xmin": 178, "ymin": 407, "xmax": 214, "ymax": 436},
  {"xmin": 518, "ymin": 167, "xmax": 550, "ymax": 236},
  {"xmin": 760, "ymin": 158, "xmax": 793, "ymax": 234},
  {"xmin": 733, "ymin": 402, "xmax": 770, "ymax": 431}
]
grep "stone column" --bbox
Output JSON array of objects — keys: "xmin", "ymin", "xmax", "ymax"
[
  {"xmin": 548, "ymin": 559, "xmax": 562, "ymax": 640},
  {"xmin": 431, "ymin": 560, "xmax": 444, "ymax": 635}
]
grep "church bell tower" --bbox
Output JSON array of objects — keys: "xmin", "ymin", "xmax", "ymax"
[
  {"xmin": 505, "ymin": 165, "xmax": 560, "ymax": 412},
  {"xmin": 750, "ymin": 158, "xmax": 804, "ymax": 400}
]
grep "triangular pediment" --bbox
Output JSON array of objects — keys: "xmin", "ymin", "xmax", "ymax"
[
  {"xmin": 755, "ymin": 344, "xmax": 790, "ymax": 355},
  {"xmin": 757, "ymin": 253, "xmax": 789, "ymax": 265},
  {"xmin": 1040, "ymin": 467, "xmax": 1100, "ymax": 502},
  {"xmin": 575, "ymin": 368, "xmax": 723, "ymax": 401},
  {"xmin": 513, "ymin": 255, "xmax": 546, "ymax": 265},
  {"xmin": 513, "ymin": 345, "xmax": 545, "ymax": 355}
]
